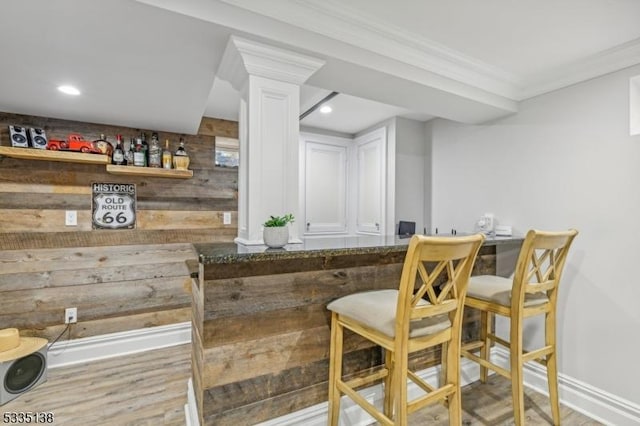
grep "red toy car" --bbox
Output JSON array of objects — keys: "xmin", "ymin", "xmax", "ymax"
[{"xmin": 47, "ymin": 133, "xmax": 104, "ymax": 154}]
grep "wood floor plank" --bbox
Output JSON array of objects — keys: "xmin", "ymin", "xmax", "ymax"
[
  {"xmin": 1, "ymin": 344, "xmax": 190, "ymax": 426},
  {"xmin": 403, "ymin": 375, "xmax": 603, "ymax": 426}
]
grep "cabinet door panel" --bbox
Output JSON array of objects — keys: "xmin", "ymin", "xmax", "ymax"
[
  {"xmin": 304, "ymin": 142, "xmax": 347, "ymax": 233},
  {"xmin": 356, "ymin": 130, "xmax": 385, "ymax": 235}
]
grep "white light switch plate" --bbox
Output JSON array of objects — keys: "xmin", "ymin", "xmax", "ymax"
[
  {"xmin": 65, "ymin": 210, "xmax": 77, "ymax": 226},
  {"xmin": 223, "ymin": 212, "xmax": 232, "ymax": 225}
]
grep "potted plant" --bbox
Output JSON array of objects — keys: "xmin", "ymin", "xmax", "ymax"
[{"xmin": 263, "ymin": 213, "xmax": 295, "ymax": 248}]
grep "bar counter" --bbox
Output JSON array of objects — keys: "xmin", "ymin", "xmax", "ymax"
[
  {"xmin": 195, "ymin": 234, "xmax": 521, "ymax": 264},
  {"xmin": 191, "ymin": 234, "xmax": 523, "ymax": 425}
]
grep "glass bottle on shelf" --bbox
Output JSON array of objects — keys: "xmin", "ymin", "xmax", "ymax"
[
  {"xmin": 140, "ymin": 133, "xmax": 149, "ymax": 166},
  {"xmin": 133, "ymin": 138, "xmax": 146, "ymax": 167},
  {"xmin": 125, "ymin": 138, "xmax": 135, "ymax": 166},
  {"xmin": 162, "ymin": 140, "xmax": 173, "ymax": 169},
  {"xmin": 112, "ymin": 134, "xmax": 126, "ymax": 165},
  {"xmin": 173, "ymin": 138, "xmax": 190, "ymax": 170},
  {"xmin": 148, "ymin": 133, "xmax": 162, "ymax": 168}
]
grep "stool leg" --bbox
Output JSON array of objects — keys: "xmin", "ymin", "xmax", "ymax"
[
  {"xmin": 511, "ymin": 315, "xmax": 525, "ymax": 426},
  {"xmin": 546, "ymin": 310, "xmax": 561, "ymax": 425},
  {"xmin": 479, "ymin": 311, "xmax": 491, "ymax": 383},
  {"xmin": 445, "ymin": 338, "xmax": 462, "ymax": 424},
  {"xmin": 393, "ymin": 345, "xmax": 409, "ymax": 426},
  {"xmin": 328, "ymin": 313, "xmax": 343, "ymax": 426},
  {"xmin": 440, "ymin": 342, "xmax": 450, "ymax": 409},
  {"xmin": 383, "ymin": 348, "xmax": 394, "ymax": 419}
]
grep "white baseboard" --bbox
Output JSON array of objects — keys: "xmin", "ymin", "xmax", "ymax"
[
  {"xmin": 185, "ymin": 378, "xmax": 200, "ymax": 426},
  {"xmin": 491, "ymin": 347, "xmax": 640, "ymax": 426},
  {"xmin": 47, "ymin": 321, "xmax": 191, "ymax": 369},
  {"xmin": 185, "ymin": 404, "xmax": 191, "ymax": 426}
]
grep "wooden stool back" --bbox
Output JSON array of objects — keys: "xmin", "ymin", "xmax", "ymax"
[
  {"xmin": 328, "ymin": 234, "xmax": 485, "ymax": 425},
  {"xmin": 512, "ymin": 230, "xmax": 577, "ymax": 311}
]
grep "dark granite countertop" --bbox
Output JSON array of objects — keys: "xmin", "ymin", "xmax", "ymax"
[{"xmin": 194, "ymin": 234, "xmax": 524, "ymax": 265}]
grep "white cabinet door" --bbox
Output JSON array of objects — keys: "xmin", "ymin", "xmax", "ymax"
[
  {"xmin": 304, "ymin": 141, "xmax": 348, "ymax": 234},
  {"xmin": 356, "ymin": 129, "xmax": 385, "ymax": 235}
]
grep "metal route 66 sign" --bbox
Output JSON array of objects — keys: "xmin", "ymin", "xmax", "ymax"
[{"xmin": 91, "ymin": 182, "xmax": 136, "ymax": 229}]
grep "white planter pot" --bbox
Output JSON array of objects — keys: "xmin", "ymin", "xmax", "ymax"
[{"xmin": 263, "ymin": 226, "xmax": 289, "ymax": 248}]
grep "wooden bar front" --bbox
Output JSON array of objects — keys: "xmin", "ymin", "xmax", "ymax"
[{"xmin": 192, "ymin": 237, "xmax": 521, "ymax": 425}]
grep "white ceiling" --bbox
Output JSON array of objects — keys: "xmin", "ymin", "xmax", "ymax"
[
  {"xmin": 298, "ymin": 88, "xmax": 434, "ymax": 135},
  {"xmin": 205, "ymin": 81, "xmax": 434, "ymax": 134},
  {"xmin": 2, "ymin": 0, "xmax": 640, "ymax": 135},
  {"xmin": 0, "ymin": 0, "xmax": 232, "ymax": 134}
]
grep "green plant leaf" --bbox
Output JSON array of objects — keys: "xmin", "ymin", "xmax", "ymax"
[{"xmin": 263, "ymin": 213, "xmax": 295, "ymax": 227}]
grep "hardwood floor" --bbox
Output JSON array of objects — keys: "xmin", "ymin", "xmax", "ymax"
[
  {"xmin": 405, "ymin": 377, "xmax": 603, "ymax": 426},
  {"xmin": 1, "ymin": 344, "xmax": 191, "ymax": 426},
  {"xmin": 1, "ymin": 343, "xmax": 601, "ymax": 425}
]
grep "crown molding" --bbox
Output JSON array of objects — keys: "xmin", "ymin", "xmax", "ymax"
[
  {"xmin": 219, "ymin": 0, "xmax": 640, "ymax": 103},
  {"xmin": 518, "ymin": 37, "xmax": 640, "ymax": 100},
  {"xmin": 217, "ymin": 35, "xmax": 325, "ymax": 92},
  {"xmin": 219, "ymin": 0, "xmax": 522, "ymax": 99},
  {"xmin": 142, "ymin": 0, "xmax": 640, "ymax": 111}
]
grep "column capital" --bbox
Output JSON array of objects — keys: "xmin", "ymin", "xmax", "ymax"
[{"xmin": 218, "ymin": 35, "xmax": 325, "ymax": 91}]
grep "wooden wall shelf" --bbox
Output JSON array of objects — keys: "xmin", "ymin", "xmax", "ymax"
[
  {"xmin": 0, "ymin": 147, "xmax": 193, "ymax": 179},
  {"xmin": 106, "ymin": 164, "xmax": 193, "ymax": 179},
  {"xmin": 0, "ymin": 146, "xmax": 109, "ymax": 164}
]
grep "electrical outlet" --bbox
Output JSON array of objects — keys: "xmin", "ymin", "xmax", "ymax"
[
  {"xmin": 65, "ymin": 210, "xmax": 77, "ymax": 226},
  {"xmin": 65, "ymin": 307, "xmax": 77, "ymax": 324},
  {"xmin": 223, "ymin": 212, "xmax": 232, "ymax": 225}
]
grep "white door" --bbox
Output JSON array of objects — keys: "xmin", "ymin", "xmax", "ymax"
[
  {"xmin": 355, "ymin": 129, "xmax": 385, "ymax": 235},
  {"xmin": 304, "ymin": 140, "xmax": 348, "ymax": 234}
]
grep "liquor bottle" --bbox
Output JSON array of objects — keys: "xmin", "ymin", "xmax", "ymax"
[
  {"xmin": 112, "ymin": 134, "xmax": 126, "ymax": 165},
  {"xmin": 162, "ymin": 140, "xmax": 173, "ymax": 169},
  {"xmin": 125, "ymin": 138, "xmax": 135, "ymax": 166},
  {"xmin": 140, "ymin": 133, "xmax": 149, "ymax": 166},
  {"xmin": 173, "ymin": 138, "xmax": 190, "ymax": 170},
  {"xmin": 148, "ymin": 133, "xmax": 162, "ymax": 168},
  {"xmin": 133, "ymin": 138, "xmax": 146, "ymax": 167}
]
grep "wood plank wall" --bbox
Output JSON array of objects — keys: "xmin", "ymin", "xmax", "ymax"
[{"xmin": 0, "ymin": 112, "xmax": 238, "ymax": 341}]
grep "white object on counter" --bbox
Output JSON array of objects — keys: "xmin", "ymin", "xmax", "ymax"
[{"xmin": 495, "ymin": 225, "xmax": 512, "ymax": 236}]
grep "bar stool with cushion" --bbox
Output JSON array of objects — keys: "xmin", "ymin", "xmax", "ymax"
[
  {"xmin": 327, "ymin": 233, "xmax": 485, "ymax": 425},
  {"xmin": 461, "ymin": 229, "xmax": 578, "ymax": 425}
]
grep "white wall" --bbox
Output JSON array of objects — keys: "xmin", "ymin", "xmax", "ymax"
[
  {"xmin": 430, "ymin": 63, "xmax": 640, "ymax": 404},
  {"xmin": 423, "ymin": 121, "xmax": 434, "ymax": 234},
  {"xmin": 395, "ymin": 117, "xmax": 427, "ymax": 234},
  {"xmin": 357, "ymin": 116, "xmax": 430, "ymax": 235}
]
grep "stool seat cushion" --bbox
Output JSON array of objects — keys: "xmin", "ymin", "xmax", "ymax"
[
  {"xmin": 327, "ymin": 289, "xmax": 451, "ymax": 338},
  {"xmin": 467, "ymin": 275, "xmax": 548, "ymax": 307}
]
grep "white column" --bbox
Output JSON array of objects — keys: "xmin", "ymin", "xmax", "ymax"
[{"xmin": 218, "ymin": 36, "xmax": 325, "ymax": 245}]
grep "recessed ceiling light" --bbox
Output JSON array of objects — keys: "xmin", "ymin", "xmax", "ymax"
[
  {"xmin": 320, "ymin": 105, "xmax": 332, "ymax": 114},
  {"xmin": 57, "ymin": 85, "xmax": 81, "ymax": 96}
]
